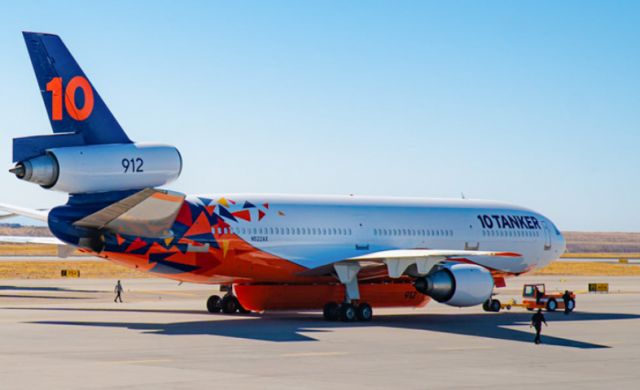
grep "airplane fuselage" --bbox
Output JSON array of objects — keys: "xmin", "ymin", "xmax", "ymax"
[{"xmin": 99, "ymin": 194, "xmax": 565, "ymax": 285}]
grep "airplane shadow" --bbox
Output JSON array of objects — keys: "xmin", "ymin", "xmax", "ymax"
[{"xmin": 22, "ymin": 308, "xmax": 638, "ymax": 348}]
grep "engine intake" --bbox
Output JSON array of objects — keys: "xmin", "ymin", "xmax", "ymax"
[
  {"xmin": 10, "ymin": 143, "xmax": 182, "ymax": 194},
  {"xmin": 414, "ymin": 263, "xmax": 494, "ymax": 307}
]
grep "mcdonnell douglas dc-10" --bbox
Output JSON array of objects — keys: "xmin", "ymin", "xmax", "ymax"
[{"xmin": 1, "ymin": 32, "xmax": 565, "ymax": 322}]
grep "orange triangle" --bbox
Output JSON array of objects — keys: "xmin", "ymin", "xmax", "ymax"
[
  {"xmin": 116, "ymin": 234, "xmax": 125, "ymax": 246},
  {"xmin": 185, "ymin": 212, "xmax": 211, "ymax": 237},
  {"xmin": 232, "ymin": 209, "xmax": 251, "ymax": 222}
]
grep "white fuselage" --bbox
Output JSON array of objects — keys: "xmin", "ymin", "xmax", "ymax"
[{"xmin": 195, "ymin": 194, "xmax": 566, "ymax": 273}]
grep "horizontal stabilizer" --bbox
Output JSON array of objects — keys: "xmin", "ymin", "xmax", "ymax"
[
  {"xmin": 73, "ymin": 188, "xmax": 185, "ymax": 238},
  {"xmin": 0, "ymin": 203, "xmax": 49, "ymax": 222}
]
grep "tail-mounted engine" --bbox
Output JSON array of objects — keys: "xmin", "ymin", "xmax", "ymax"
[
  {"xmin": 414, "ymin": 263, "xmax": 494, "ymax": 307},
  {"xmin": 11, "ymin": 143, "xmax": 182, "ymax": 194}
]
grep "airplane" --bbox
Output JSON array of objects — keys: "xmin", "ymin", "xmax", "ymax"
[{"xmin": 1, "ymin": 32, "xmax": 566, "ymax": 322}]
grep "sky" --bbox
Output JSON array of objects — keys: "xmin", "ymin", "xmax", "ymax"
[{"xmin": 0, "ymin": 1, "xmax": 638, "ymax": 231}]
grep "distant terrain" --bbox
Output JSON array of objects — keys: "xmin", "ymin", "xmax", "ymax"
[
  {"xmin": 1, "ymin": 225, "xmax": 639, "ymax": 254},
  {"xmin": 0, "ymin": 224, "xmax": 51, "ymax": 237},
  {"xmin": 563, "ymin": 231, "xmax": 640, "ymax": 254},
  {"xmin": 0, "ymin": 225, "xmax": 639, "ymax": 278}
]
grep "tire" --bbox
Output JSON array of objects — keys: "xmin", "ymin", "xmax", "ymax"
[
  {"xmin": 482, "ymin": 300, "xmax": 491, "ymax": 312},
  {"xmin": 340, "ymin": 303, "xmax": 357, "ymax": 322},
  {"xmin": 566, "ymin": 299, "xmax": 575, "ymax": 312},
  {"xmin": 546, "ymin": 298, "xmax": 557, "ymax": 312},
  {"xmin": 206, "ymin": 295, "xmax": 221, "ymax": 313},
  {"xmin": 221, "ymin": 295, "xmax": 239, "ymax": 314},
  {"xmin": 490, "ymin": 299, "xmax": 501, "ymax": 312},
  {"xmin": 237, "ymin": 301, "xmax": 251, "ymax": 314},
  {"xmin": 323, "ymin": 302, "xmax": 340, "ymax": 321},
  {"xmin": 356, "ymin": 303, "xmax": 373, "ymax": 322}
]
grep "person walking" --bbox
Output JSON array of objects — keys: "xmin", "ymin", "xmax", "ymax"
[
  {"xmin": 530, "ymin": 308, "xmax": 547, "ymax": 344},
  {"xmin": 562, "ymin": 290, "xmax": 572, "ymax": 315},
  {"xmin": 114, "ymin": 280, "xmax": 124, "ymax": 303}
]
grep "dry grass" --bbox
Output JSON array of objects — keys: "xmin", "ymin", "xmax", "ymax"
[
  {"xmin": 534, "ymin": 261, "xmax": 640, "ymax": 276},
  {"xmin": 0, "ymin": 261, "xmax": 151, "ymax": 279},
  {"xmin": 0, "ymin": 244, "xmax": 88, "ymax": 256},
  {"xmin": 561, "ymin": 252, "xmax": 640, "ymax": 259}
]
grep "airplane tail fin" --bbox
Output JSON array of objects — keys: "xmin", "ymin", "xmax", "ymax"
[{"xmin": 18, "ymin": 32, "xmax": 131, "ymax": 159}]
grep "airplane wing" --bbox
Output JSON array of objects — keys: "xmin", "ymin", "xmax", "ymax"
[
  {"xmin": 0, "ymin": 203, "xmax": 48, "ymax": 222},
  {"xmin": 73, "ymin": 188, "xmax": 185, "ymax": 238},
  {"xmin": 298, "ymin": 249, "xmax": 522, "ymax": 278}
]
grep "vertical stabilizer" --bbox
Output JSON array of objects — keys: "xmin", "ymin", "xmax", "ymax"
[{"xmin": 22, "ymin": 32, "xmax": 131, "ymax": 145}]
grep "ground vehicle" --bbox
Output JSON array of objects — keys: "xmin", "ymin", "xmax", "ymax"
[
  {"xmin": 484, "ymin": 283, "xmax": 575, "ymax": 313},
  {"xmin": 522, "ymin": 283, "xmax": 575, "ymax": 312}
]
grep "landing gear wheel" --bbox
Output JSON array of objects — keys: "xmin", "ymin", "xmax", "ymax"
[
  {"xmin": 566, "ymin": 299, "xmax": 575, "ymax": 313},
  {"xmin": 323, "ymin": 302, "xmax": 340, "ymax": 321},
  {"xmin": 221, "ymin": 295, "xmax": 240, "ymax": 314},
  {"xmin": 207, "ymin": 295, "xmax": 222, "ymax": 313},
  {"xmin": 356, "ymin": 303, "xmax": 373, "ymax": 322},
  {"xmin": 546, "ymin": 298, "xmax": 557, "ymax": 312},
  {"xmin": 482, "ymin": 300, "xmax": 491, "ymax": 312},
  {"xmin": 489, "ymin": 299, "xmax": 501, "ymax": 312},
  {"xmin": 339, "ymin": 303, "xmax": 357, "ymax": 322}
]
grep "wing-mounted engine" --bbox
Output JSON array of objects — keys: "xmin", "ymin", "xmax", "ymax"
[
  {"xmin": 11, "ymin": 143, "xmax": 182, "ymax": 194},
  {"xmin": 414, "ymin": 263, "xmax": 494, "ymax": 307}
]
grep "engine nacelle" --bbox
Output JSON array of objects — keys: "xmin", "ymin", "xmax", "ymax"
[
  {"xmin": 414, "ymin": 263, "xmax": 494, "ymax": 307},
  {"xmin": 11, "ymin": 143, "xmax": 182, "ymax": 194}
]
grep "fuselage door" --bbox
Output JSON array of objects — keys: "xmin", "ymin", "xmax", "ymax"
[
  {"xmin": 354, "ymin": 220, "xmax": 370, "ymax": 251},
  {"xmin": 542, "ymin": 221, "xmax": 551, "ymax": 250}
]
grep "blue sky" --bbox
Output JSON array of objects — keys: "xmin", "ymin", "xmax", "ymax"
[{"xmin": 0, "ymin": 1, "xmax": 638, "ymax": 231}]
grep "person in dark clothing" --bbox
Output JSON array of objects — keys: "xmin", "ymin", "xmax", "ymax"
[
  {"xmin": 114, "ymin": 280, "xmax": 123, "ymax": 303},
  {"xmin": 530, "ymin": 309, "xmax": 547, "ymax": 344},
  {"xmin": 562, "ymin": 290, "xmax": 572, "ymax": 315}
]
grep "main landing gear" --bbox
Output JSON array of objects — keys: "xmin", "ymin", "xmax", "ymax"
[
  {"xmin": 323, "ymin": 301, "xmax": 373, "ymax": 322},
  {"xmin": 206, "ymin": 285, "xmax": 249, "ymax": 314},
  {"xmin": 323, "ymin": 263, "xmax": 373, "ymax": 322}
]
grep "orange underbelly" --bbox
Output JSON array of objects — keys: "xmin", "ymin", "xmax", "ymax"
[{"xmin": 235, "ymin": 282, "xmax": 430, "ymax": 311}]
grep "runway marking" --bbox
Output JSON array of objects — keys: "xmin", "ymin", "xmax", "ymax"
[
  {"xmin": 280, "ymin": 351, "xmax": 348, "ymax": 358},
  {"xmin": 109, "ymin": 359, "xmax": 174, "ymax": 365}
]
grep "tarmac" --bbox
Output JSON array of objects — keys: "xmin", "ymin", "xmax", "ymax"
[{"xmin": 1, "ymin": 276, "xmax": 639, "ymax": 389}]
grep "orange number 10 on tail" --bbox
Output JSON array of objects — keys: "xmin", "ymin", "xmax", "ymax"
[{"xmin": 45, "ymin": 76, "xmax": 94, "ymax": 121}]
